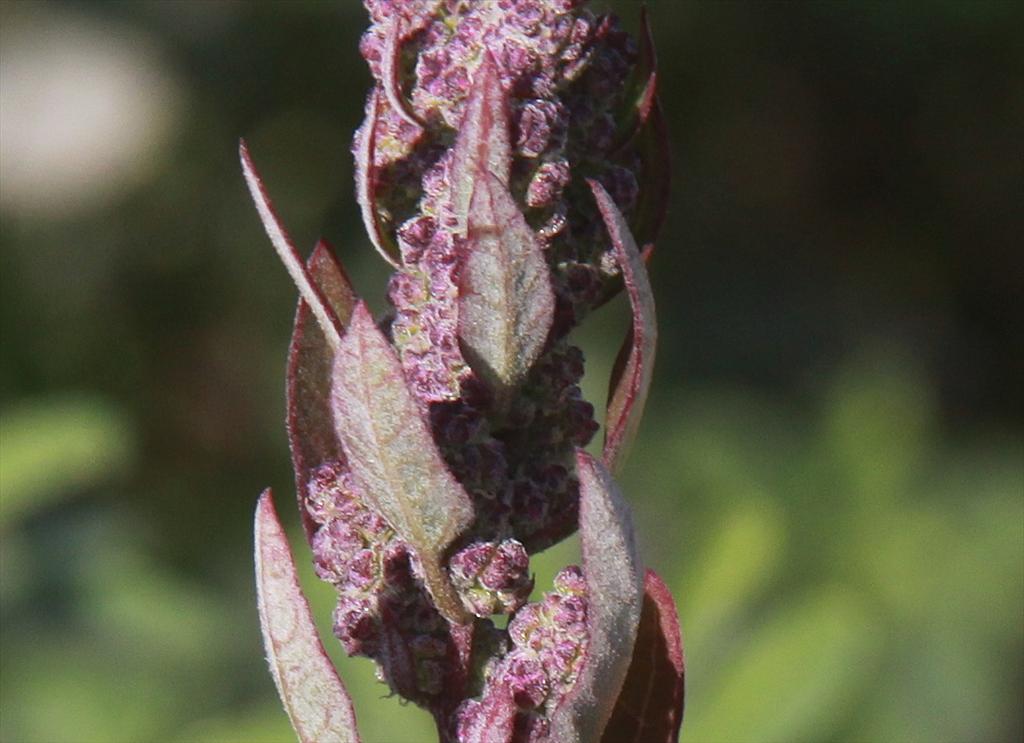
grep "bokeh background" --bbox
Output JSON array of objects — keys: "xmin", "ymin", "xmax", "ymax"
[{"xmin": 2, "ymin": 1, "xmax": 1021, "ymax": 741}]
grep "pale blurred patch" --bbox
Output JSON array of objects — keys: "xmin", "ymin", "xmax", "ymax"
[{"xmin": 0, "ymin": 4, "xmax": 181, "ymax": 219}]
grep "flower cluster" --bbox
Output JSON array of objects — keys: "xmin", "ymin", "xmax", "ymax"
[
  {"xmin": 457, "ymin": 566, "xmax": 589, "ymax": 741},
  {"xmin": 246, "ymin": 1, "xmax": 681, "ymax": 742}
]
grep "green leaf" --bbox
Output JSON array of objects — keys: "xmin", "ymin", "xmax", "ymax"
[
  {"xmin": 330, "ymin": 303, "xmax": 474, "ymax": 624},
  {"xmin": 458, "ymin": 172, "xmax": 554, "ymax": 401},
  {"xmin": 254, "ymin": 490, "xmax": 362, "ymax": 743}
]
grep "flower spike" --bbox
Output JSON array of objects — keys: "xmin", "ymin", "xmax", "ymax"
[{"xmin": 247, "ymin": 2, "xmax": 683, "ymax": 740}]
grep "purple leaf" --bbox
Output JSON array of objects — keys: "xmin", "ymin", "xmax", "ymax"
[
  {"xmin": 458, "ymin": 172, "xmax": 555, "ymax": 401},
  {"xmin": 381, "ymin": 20, "xmax": 423, "ymax": 129},
  {"xmin": 287, "ymin": 241, "xmax": 357, "ymax": 542},
  {"xmin": 601, "ymin": 569, "xmax": 685, "ymax": 743},
  {"xmin": 448, "ymin": 53, "xmax": 512, "ymax": 235},
  {"xmin": 353, "ymin": 90, "xmax": 402, "ymax": 267},
  {"xmin": 254, "ymin": 489, "xmax": 361, "ymax": 743},
  {"xmin": 610, "ymin": 6, "xmax": 659, "ymax": 154},
  {"xmin": 589, "ymin": 181, "xmax": 658, "ymax": 474},
  {"xmin": 549, "ymin": 451, "xmax": 644, "ymax": 743},
  {"xmin": 240, "ymin": 140, "xmax": 344, "ymax": 348},
  {"xmin": 330, "ymin": 302, "xmax": 474, "ymax": 624},
  {"xmin": 632, "ymin": 100, "xmax": 672, "ymax": 247}
]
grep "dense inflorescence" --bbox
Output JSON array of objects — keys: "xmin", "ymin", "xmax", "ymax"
[
  {"xmin": 358, "ymin": 0, "xmax": 642, "ymax": 557},
  {"xmin": 250, "ymin": 0, "xmax": 678, "ymax": 740},
  {"xmin": 456, "ymin": 566, "xmax": 589, "ymax": 741}
]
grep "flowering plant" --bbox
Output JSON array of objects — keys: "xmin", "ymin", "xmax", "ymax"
[{"xmin": 244, "ymin": 2, "xmax": 682, "ymax": 741}]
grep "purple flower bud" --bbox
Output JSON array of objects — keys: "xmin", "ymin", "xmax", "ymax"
[
  {"xmin": 332, "ymin": 595, "xmax": 380, "ymax": 656},
  {"xmin": 553, "ymin": 564, "xmax": 586, "ymax": 595},
  {"xmin": 451, "ymin": 539, "xmax": 533, "ymax": 617},
  {"xmin": 515, "ymin": 100, "xmax": 566, "ymax": 158},
  {"xmin": 310, "ymin": 522, "xmax": 360, "ymax": 584},
  {"xmin": 504, "ymin": 652, "xmax": 549, "ymax": 709},
  {"xmin": 526, "ymin": 159, "xmax": 571, "ymax": 208}
]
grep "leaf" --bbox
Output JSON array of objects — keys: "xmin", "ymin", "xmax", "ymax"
[
  {"xmin": 381, "ymin": 20, "xmax": 423, "ymax": 129},
  {"xmin": 601, "ymin": 570, "xmax": 685, "ymax": 743},
  {"xmin": 458, "ymin": 172, "xmax": 555, "ymax": 401},
  {"xmin": 610, "ymin": 6, "xmax": 659, "ymax": 154},
  {"xmin": 240, "ymin": 140, "xmax": 344, "ymax": 348},
  {"xmin": 448, "ymin": 53, "xmax": 511, "ymax": 235},
  {"xmin": 589, "ymin": 180, "xmax": 657, "ymax": 474},
  {"xmin": 631, "ymin": 100, "xmax": 671, "ymax": 247},
  {"xmin": 353, "ymin": 90, "xmax": 402, "ymax": 267},
  {"xmin": 330, "ymin": 303, "xmax": 474, "ymax": 624},
  {"xmin": 549, "ymin": 452, "xmax": 644, "ymax": 743},
  {"xmin": 287, "ymin": 241, "xmax": 358, "ymax": 542},
  {"xmin": 254, "ymin": 489, "xmax": 362, "ymax": 743}
]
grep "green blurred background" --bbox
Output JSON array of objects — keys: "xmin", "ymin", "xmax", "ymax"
[{"xmin": 1, "ymin": 1, "xmax": 1021, "ymax": 741}]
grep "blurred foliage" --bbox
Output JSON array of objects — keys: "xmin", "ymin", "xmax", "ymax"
[{"xmin": 1, "ymin": 1, "xmax": 1021, "ymax": 742}]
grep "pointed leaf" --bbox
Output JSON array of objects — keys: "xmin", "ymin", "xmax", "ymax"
[
  {"xmin": 287, "ymin": 241, "xmax": 358, "ymax": 542},
  {"xmin": 449, "ymin": 53, "xmax": 512, "ymax": 235},
  {"xmin": 381, "ymin": 20, "xmax": 423, "ymax": 129},
  {"xmin": 354, "ymin": 90, "xmax": 402, "ymax": 267},
  {"xmin": 330, "ymin": 303, "xmax": 474, "ymax": 624},
  {"xmin": 601, "ymin": 570, "xmax": 685, "ymax": 743},
  {"xmin": 632, "ymin": 100, "xmax": 671, "ymax": 247},
  {"xmin": 549, "ymin": 452, "xmax": 644, "ymax": 743},
  {"xmin": 589, "ymin": 181, "xmax": 657, "ymax": 474},
  {"xmin": 240, "ymin": 140, "xmax": 344, "ymax": 348},
  {"xmin": 610, "ymin": 6, "xmax": 659, "ymax": 154},
  {"xmin": 458, "ymin": 172, "xmax": 555, "ymax": 400},
  {"xmin": 254, "ymin": 489, "xmax": 361, "ymax": 743}
]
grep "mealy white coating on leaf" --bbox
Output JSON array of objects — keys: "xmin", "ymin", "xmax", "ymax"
[
  {"xmin": 448, "ymin": 53, "xmax": 511, "ymax": 236},
  {"xmin": 353, "ymin": 91, "xmax": 401, "ymax": 267},
  {"xmin": 548, "ymin": 452, "xmax": 644, "ymax": 743},
  {"xmin": 590, "ymin": 180, "xmax": 657, "ymax": 475},
  {"xmin": 254, "ymin": 489, "xmax": 362, "ymax": 743},
  {"xmin": 459, "ymin": 172, "xmax": 554, "ymax": 399},
  {"xmin": 240, "ymin": 141, "xmax": 344, "ymax": 348},
  {"xmin": 330, "ymin": 302, "xmax": 474, "ymax": 623}
]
